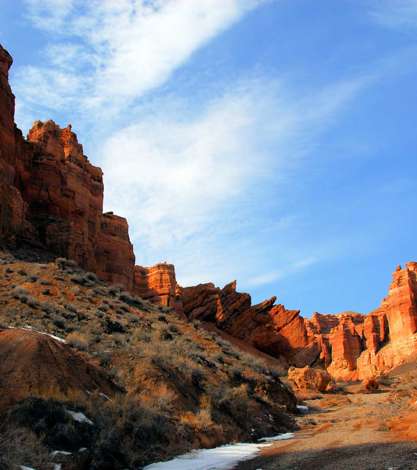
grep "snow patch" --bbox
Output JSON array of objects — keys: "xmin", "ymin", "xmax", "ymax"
[
  {"xmin": 8, "ymin": 326, "xmax": 66, "ymax": 343},
  {"xmin": 66, "ymin": 410, "xmax": 94, "ymax": 425},
  {"xmin": 144, "ymin": 433, "xmax": 294, "ymax": 470},
  {"xmin": 296, "ymin": 405, "xmax": 309, "ymax": 413},
  {"xmin": 258, "ymin": 432, "xmax": 295, "ymax": 443},
  {"xmin": 51, "ymin": 450, "xmax": 72, "ymax": 457},
  {"xmin": 20, "ymin": 466, "xmax": 36, "ymax": 470}
]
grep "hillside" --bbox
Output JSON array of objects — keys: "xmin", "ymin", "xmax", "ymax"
[{"xmin": 0, "ymin": 249, "xmax": 296, "ymax": 468}]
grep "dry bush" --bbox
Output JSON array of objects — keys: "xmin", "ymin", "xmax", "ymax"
[
  {"xmin": 66, "ymin": 331, "xmax": 90, "ymax": 351},
  {"xmin": 0, "ymin": 425, "xmax": 50, "ymax": 469},
  {"xmin": 180, "ymin": 396, "xmax": 214, "ymax": 432}
]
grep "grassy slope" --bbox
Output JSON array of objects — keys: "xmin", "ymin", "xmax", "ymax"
[{"xmin": 0, "ymin": 249, "xmax": 296, "ymax": 469}]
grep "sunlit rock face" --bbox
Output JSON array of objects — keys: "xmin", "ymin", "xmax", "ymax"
[
  {"xmin": 133, "ymin": 263, "xmax": 182, "ymax": 312},
  {"xmin": 0, "ymin": 45, "xmax": 138, "ymax": 293},
  {"xmin": 25, "ymin": 121, "xmax": 105, "ymax": 267},
  {"xmin": 179, "ymin": 263, "xmax": 417, "ymax": 382}
]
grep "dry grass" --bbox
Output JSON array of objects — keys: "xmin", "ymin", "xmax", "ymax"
[{"xmin": 0, "ymin": 249, "xmax": 296, "ymax": 467}]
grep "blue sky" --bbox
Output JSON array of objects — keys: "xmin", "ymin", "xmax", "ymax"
[{"xmin": 1, "ymin": 0, "xmax": 417, "ymax": 316}]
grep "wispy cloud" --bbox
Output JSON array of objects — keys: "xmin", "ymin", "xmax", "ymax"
[
  {"xmin": 246, "ymin": 256, "xmax": 317, "ymax": 288},
  {"xmin": 17, "ymin": 0, "xmax": 265, "ymax": 125},
  {"xmin": 101, "ymin": 74, "xmax": 370, "ymax": 287},
  {"xmin": 370, "ymin": 0, "xmax": 417, "ymax": 29}
]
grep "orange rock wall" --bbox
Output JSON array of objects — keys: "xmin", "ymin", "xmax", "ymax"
[{"xmin": 0, "ymin": 44, "xmax": 171, "ymax": 300}]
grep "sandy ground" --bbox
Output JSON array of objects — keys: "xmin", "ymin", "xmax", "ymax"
[{"xmin": 236, "ymin": 373, "xmax": 417, "ymax": 470}]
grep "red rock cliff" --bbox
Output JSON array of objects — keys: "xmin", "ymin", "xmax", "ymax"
[
  {"xmin": 0, "ymin": 46, "xmax": 29, "ymax": 240},
  {"xmin": 177, "ymin": 263, "xmax": 417, "ymax": 381},
  {"xmin": 0, "ymin": 45, "xmax": 160, "ymax": 297}
]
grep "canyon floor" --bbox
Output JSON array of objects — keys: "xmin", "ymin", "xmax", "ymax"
[{"xmin": 238, "ymin": 364, "xmax": 417, "ymax": 470}]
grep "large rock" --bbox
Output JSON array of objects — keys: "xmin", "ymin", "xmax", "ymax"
[{"xmin": 288, "ymin": 366, "xmax": 331, "ymax": 392}]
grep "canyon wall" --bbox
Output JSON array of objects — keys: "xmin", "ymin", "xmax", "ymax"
[
  {"xmin": 0, "ymin": 44, "xmax": 177, "ymax": 306},
  {"xmin": 179, "ymin": 263, "xmax": 417, "ymax": 381},
  {"xmin": 2, "ymin": 44, "xmax": 417, "ymax": 381}
]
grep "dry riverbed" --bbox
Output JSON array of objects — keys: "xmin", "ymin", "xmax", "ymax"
[{"xmin": 237, "ymin": 366, "xmax": 417, "ymax": 470}]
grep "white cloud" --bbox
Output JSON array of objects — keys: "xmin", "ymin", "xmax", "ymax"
[
  {"xmin": 370, "ymin": 0, "xmax": 417, "ymax": 29},
  {"xmin": 100, "ymin": 75, "xmax": 370, "ymax": 287},
  {"xmin": 17, "ymin": 0, "xmax": 265, "ymax": 123},
  {"xmin": 246, "ymin": 256, "xmax": 317, "ymax": 288}
]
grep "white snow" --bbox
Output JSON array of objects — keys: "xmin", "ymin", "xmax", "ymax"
[
  {"xmin": 258, "ymin": 432, "xmax": 295, "ymax": 443},
  {"xmin": 144, "ymin": 433, "xmax": 294, "ymax": 470},
  {"xmin": 8, "ymin": 326, "xmax": 66, "ymax": 343},
  {"xmin": 20, "ymin": 467, "xmax": 36, "ymax": 470},
  {"xmin": 296, "ymin": 405, "xmax": 309, "ymax": 413},
  {"xmin": 51, "ymin": 450, "xmax": 72, "ymax": 456},
  {"xmin": 66, "ymin": 410, "xmax": 94, "ymax": 425},
  {"xmin": 53, "ymin": 465, "xmax": 62, "ymax": 470}
]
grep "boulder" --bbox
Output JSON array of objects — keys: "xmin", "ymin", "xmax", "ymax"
[{"xmin": 288, "ymin": 366, "xmax": 331, "ymax": 392}]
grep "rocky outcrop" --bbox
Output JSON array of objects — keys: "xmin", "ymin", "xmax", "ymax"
[
  {"xmin": 96, "ymin": 212, "xmax": 135, "ymax": 289},
  {"xmin": 134, "ymin": 263, "xmax": 183, "ymax": 314},
  {"xmin": 178, "ymin": 263, "xmax": 417, "ymax": 382}
]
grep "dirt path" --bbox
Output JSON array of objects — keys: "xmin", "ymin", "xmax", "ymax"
[{"xmin": 237, "ymin": 385, "xmax": 417, "ymax": 470}]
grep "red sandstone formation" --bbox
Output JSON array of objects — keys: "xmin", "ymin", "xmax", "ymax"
[
  {"xmin": 0, "ymin": 46, "xmax": 29, "ymax": 241},
  {"xmin": 178, "ymin": 263, "xmax": 417, "ymax": 382},
  {"xmin": 0, "ymin": 44, "xmax": 166, "ymax": 299},
  {"xmin": 134, "ymin": 263, "xmax": 177, "ymax": 306}
]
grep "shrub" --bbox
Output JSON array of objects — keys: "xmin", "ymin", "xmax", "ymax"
[
  {"xmin": 12, "ymin": 286, "xmax": 29, "ymax": 299},
  {"xmin": 6, "ymin": 397, "xmax": 95, "ymax": 452},
  {"xmin": 104, "ymin": 318, "xmax": 126, "ymax": 334},
  {"xmin": 56, "ymin": 257, "xmax": 79, "ymax": 271},
  {"xmin": 98, "ymin": 351, "xmax": 112, "ymax": 368},
  {"xmin": 26, "ymin": 296, "xmax": 40, "ymax": 309},
  {"xmin": 212, "ymin": 384, "xmax": 251, "ymax": 427},
  {"xmin": 66, "ymin": 332, "xmax": 90, "ymax": 351},
  {"xmin": 53, "ymin": 317, "xmax": 66, "ymax": 329},
  {"xmin": 0, "ymin": 425, "xmax": 50, "ymax": 469},
  {"xmin": 119, "ymin": 292, "xmax": 143, "ymax": 308}
]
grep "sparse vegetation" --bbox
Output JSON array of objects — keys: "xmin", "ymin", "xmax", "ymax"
[{"xmin": 0, "ymin": 250, "xmax": 296, "ymax": 468}]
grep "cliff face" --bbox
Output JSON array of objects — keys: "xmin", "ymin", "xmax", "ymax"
[
  {"xmin": 0, "ymin": 46, "xmax": 29, "ymax": 240},
  {"xmin": 0, "ymin": 45, "xmax": 163, "ymax": 297},
  {"xmin": 2, "ymin": 44, "xmax": 417, "ymax": 382}
]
